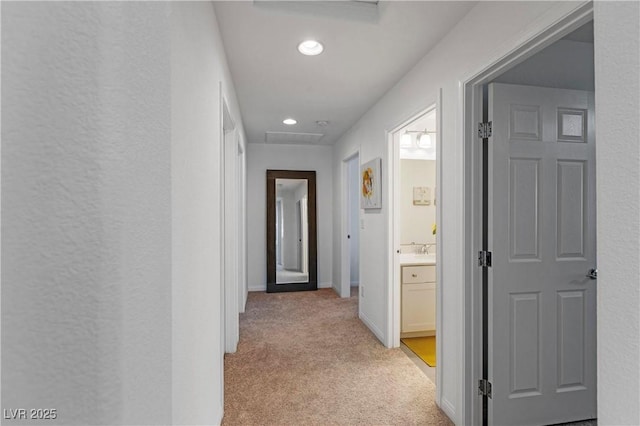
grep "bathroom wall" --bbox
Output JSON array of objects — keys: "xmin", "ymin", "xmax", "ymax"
[{"xmin": 400, "ymin": 159, "xmax": 436, "ymax": 247}]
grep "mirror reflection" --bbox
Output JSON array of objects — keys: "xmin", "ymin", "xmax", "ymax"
[{"xmin": 275, "ymin": 179, "xmax": 309, "ymax": 284}]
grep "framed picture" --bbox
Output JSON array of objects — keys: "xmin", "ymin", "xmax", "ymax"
[
  {"xmin": 361, "ymin": 158, "xmax": 382, "ymax": 209},
  {"xmin": 413, "ymin": 186, "xmax": 431, "ymax": 206}
]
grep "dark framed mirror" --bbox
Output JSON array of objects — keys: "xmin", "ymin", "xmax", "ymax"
[{"xmin": 266, "ymin": 170, "xmax": 317, "ymax": 293}]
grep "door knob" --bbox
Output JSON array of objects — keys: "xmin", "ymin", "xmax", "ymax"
[{"xmin": 586, "ymin": 268, "xmax": 598, "ymax": 280}]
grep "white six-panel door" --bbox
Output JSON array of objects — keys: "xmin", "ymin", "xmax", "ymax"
[{"xmin": 488, "ymin": 83, "xmax": 596, "ymax": 425}]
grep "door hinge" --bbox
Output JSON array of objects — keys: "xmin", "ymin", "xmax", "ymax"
[
  {"xmin": 478, "ymin": 379, "xmax": 493, "ymax": 398},
  {"xmin": 478, "ymin": 121, "xmax": 492, "ymax": 139},
  {"xmin": 478, "ymin": 250, "xmax": 492, "ymax": 267}
]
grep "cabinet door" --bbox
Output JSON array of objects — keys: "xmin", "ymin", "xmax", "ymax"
[
  {"xmin": 402, "ymin": 265, "xmax": 436, "ymax": 283},
  {"xmin": 401, "ymin": 282, "xmax": 436, "ymax": 332}
]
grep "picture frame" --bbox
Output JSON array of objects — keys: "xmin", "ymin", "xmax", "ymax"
[
  {"xmin": 360, "ymin": 158, "xmax": 382, "ymax": 209},
  {"xmin": 413, "ymin": 186, "xmax": 431, "ymax": 206}
]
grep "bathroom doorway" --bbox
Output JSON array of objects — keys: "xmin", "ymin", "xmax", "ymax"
[{"xmin": 388, "ymin": 101, "xmax": 441, "ymax": 386}]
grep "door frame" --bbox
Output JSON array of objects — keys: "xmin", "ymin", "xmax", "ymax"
[
  {"xmin": 340, "ymin": 148, "xmax": 360, "ymax": 299},
  {"xmin": 386, "ymin": 95, "xmax": 442, "ymax": 403},
  {"xmin": 461, "ymin": 3, "xmax": 594, "ymax": 424},
  {"xmin": 238, "ymin": 137, "xmax": 248, "ymax": 314},
  {"xmin": 221, "ymin": 90, "xmax": 239, "ymax": 354}
]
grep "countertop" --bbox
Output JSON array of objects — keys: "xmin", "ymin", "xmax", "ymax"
[{"xmin": 399, "ymin": 253, "xmax": 436, "ymax": 266}]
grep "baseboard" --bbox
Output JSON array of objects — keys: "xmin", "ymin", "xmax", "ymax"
[
  {"xmin": 439, "ymin": 397, "xmax": 456, "ymax": 423},
  {"xmin": 249, "ymin": 282, "xmax": 331, "ymax": 292},
  {"xmin": 359, "ymin": 311, "xmax": 386, "ymax": 345},
  {"xmin": 214, "ymin": 402, "xmax": 224, "ymax": 426},
  {"xmin": 248, "ymin": 284, "xmax": 266, "ymax": 292}
]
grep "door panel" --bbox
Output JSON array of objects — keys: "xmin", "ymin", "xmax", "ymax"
[
  {"xmin": 489, "ymin": 83, "xmax": 596, "ymax": 425},
  {"xmin": 557, "ymin": 160, "xmax": 586, "ymax": 258},
  {"xmin": 509, "ymin": 292, "xmax": 540, "ymax": 397},
  {"xmin": 509, "ymin": 158, "xmax": 540, "ymax": 260}
]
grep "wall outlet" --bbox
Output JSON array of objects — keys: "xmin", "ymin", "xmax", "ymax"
[{"xmin": 360, "ymin": 285, "xmax": 364, "ymax": 298}]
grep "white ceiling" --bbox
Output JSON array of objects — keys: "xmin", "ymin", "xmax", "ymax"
[{"xmin": 214, "ymin": 1, "xmax": 476, "ymax": 145}]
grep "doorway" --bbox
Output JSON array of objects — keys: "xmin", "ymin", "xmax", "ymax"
[
  {"xmin": 389, "ymin": 105, "xmax": 439, "ymax": 385},
  {"xmin": 222, "ymin": 96, "xmax": 239, "ymax": 354},
  {"xmin": 341, "ymin": 151, "xmax": 360, "ymax": 299},
  {"xmin": 463, "ymin": 8, "xmax": 596, "ymax": 425}
]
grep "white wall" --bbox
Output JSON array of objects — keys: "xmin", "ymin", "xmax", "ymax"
[
  {"xmin": 2, "ymin": 3, "xmax": 172, "ymax": 424},
  {"xmin": 331, "ymin": 2, "xmax": 599, "ymax": 423},
  {"xmin": 400, "ymin": 160, "xmax": 436, "ymax": 246},
  {"xmin": 247, "ymin": 143, "xmax": 333, "ymax": 291},
  {"xmin": 3, "ymin": 2, "xmax": 247, "ymax": 425},
  {"xmin": 171, "ymin": 2, "xmax": 246, "ymax": 424},
  {"xmin": 594, "ymin": 2, "xmax": 640, "ymax": 425}
]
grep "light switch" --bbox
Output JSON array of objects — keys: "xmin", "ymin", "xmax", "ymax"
[{"xmin": 360, "ymin": 218, "xmax": 365, "ymax": 230}]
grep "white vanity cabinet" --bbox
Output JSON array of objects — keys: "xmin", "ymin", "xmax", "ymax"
[{"xmin": 401, "ymin": 265, "xmax": 436, "ymax": 334}]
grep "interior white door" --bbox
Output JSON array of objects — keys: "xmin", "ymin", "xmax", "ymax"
[{"xmin": 488, "ymin": 83, "xmax": 596, "ymax": 425}]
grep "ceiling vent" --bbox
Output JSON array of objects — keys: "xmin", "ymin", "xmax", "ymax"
[{"xmin": 265, "ymin": 131, "xmax": 324, "ymax": 145}]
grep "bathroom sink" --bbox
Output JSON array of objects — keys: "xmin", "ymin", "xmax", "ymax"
[{"xmin": 399, "ymin": 253, "xmax": 436, "ymax": 265}]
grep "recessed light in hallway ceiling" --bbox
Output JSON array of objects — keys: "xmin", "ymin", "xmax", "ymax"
[
  {"xmin": 297, "ymin": 40, "xmax": 324, "ymax": 56},
  {"xmin": 283, "ymin": 118, "xmax": 297, "ymax": 125},
  {"xmin": 213, "ymin": 1, "xmax": 477, "ymax": 145}
]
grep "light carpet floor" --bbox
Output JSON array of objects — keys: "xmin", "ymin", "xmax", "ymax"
[{"xmin": 223, "ymin": 289, "xmax": 452, "ymax": 425}]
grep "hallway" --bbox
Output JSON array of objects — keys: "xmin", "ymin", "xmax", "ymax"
[
  {"xmin": 2, "ymin": 2, "xmax": 639, "ymax": 425},
  {"xmin": 223, "ymin": 289, "xmax": 451, "ymax": 425}
]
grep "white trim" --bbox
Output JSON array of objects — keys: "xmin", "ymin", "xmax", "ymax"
[
  {"xmin": 359, "ymin": 311, "xmax": 385, "ymax": 344},
  {"xmin": 341, "ymin": 148, "xmax": 360, "ymax": 299},
  {"xmin": 222, "ymin": 91, "xmax": 239, "ymax": 355},
  {"xmin": 435, "ymin": 88, "xmax": 444, "ymax": 408},
  {"xmin": 248, "ymin": 282, "xmax": 334, "ymax": 292},
  {"xmin": 386, "ymin": 103, "xmax": 438, "ymax": 350},
  {"xmin": 248, "ymin": 285, "xmax": 265, "ymax": 292},
  {"xmin": 218, "ymin": 81, "xmax": 226, "ymax": 413},
  {"xmin": 460, "ymin": 3, "xmax": 594, "ymax": 424},
  {"xmin": 240, "ymin": 139, "xmax": 248, "ymax": 314},
  {"xmin": 440, "ymin": 397, "xmax": 456, "ymax": 422}
]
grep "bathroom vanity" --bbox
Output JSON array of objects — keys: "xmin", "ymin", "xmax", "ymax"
[{"xmin": 400, "ymin": 254, "xmax": 436, "ymax": 336}]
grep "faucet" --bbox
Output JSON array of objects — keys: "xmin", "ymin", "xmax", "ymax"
[{"xmin": 421, "ymin": 244, "xmax": 435, "ymax": 254}]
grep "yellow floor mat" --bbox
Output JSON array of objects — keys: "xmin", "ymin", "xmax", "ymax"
[{"xmin": 401, "ymin": 336, "xmax": 436, "ymax": 367}]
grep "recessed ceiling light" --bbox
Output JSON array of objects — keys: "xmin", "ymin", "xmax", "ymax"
[
  {"xmin": 298, "ymin": 40, "xmax": 324, "ymax": 56},
  {"xmin": 283, "ymin": 118, "xmax": 297, "ymax": 125}
]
